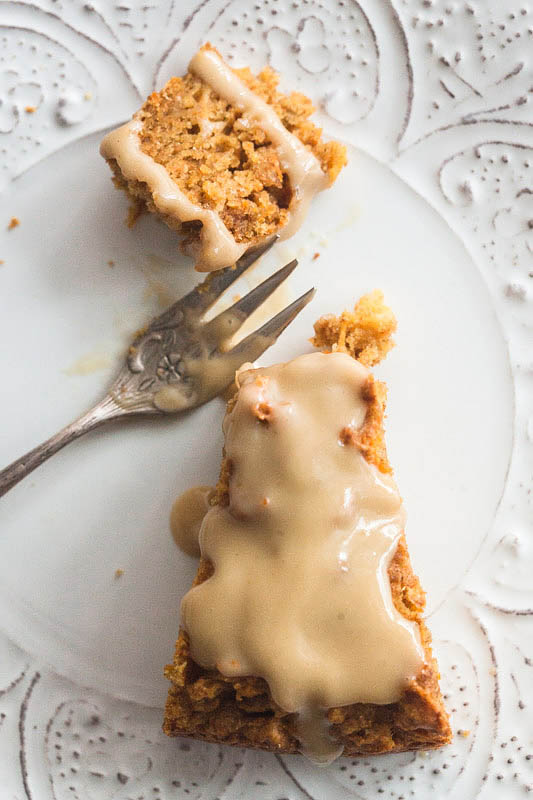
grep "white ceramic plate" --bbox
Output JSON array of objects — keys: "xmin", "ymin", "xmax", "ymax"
[{"xmin": 1, "ymin": 2, "xmax": 532, "ymax": 798}]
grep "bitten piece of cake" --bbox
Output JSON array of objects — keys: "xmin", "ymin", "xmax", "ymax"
[{"xmin": 101, "ymin": 44, "xmax": 346, "ymax": 272}]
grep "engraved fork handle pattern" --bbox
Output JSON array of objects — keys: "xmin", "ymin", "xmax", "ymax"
[{"xmin": 0, "ymin": 395, "xmax": 125, "ymax": 498}]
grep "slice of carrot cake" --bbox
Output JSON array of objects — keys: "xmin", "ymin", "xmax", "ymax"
[
  {"xmin": 100, "ymin": 43, "xmax": 346, "ymax": 272},
  {"xmin": 163, "ymin": 292, "xmax": 451, "ymax": 763}
]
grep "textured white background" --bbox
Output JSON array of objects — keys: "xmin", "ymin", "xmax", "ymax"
[{"xmin": 0, "ymin": 1, "xmax": 532, "ymax": 798}]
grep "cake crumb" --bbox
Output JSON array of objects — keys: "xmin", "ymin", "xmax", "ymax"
[
  {"xmin": 126, "ymin": 199, "xmax": 144, "ymax": 228},
  {"xmin": 114, "ymin": 568, "xmax": 124, "ymax": 579},
  {"xmin": 7, "ymin": 217, "xmax": 20, "ymax": 230},
  {"xmin": 107, "ymin": 260, "xmax": 115, "ymax": 268},
  {"xmin": 311, "ymin": 290, "xmax": 396, "ymax": 367},
  {"xmin": 0, "ymin": 259, "xmax": 4, "ymax": 265},
  {"xmin": 458, "ymin": 729, "xmax": 470, "ymax": 737},
  {"xmin": 25, "ymin": 105, "xmax": 36, "ymax": 113},
  {"xmin": 312, "ymin": 252, "xmax": 320, "ymax": 260},
  {"xmin": 84, "ymin": 91, "xmax": 92, "ymax": 101}
]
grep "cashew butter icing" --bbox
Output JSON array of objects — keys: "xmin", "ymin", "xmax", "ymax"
[
  {"xmin": 170, "ymin": 486, "xmax": 214, "ymax": 558},
  {"xmin": 100, "ymin": 47, "xmax": 328, "ymax": 271},
  {"xmin": 100, "ymin": 119, "xmax": 247, "ymax": 271},
  {"xmin": 180, "ymin": 352, "xmax": 424, "ymax": 764}
]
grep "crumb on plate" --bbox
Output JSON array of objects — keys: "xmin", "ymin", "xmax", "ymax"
[{"xmin": 311, "ymin": 289, "xmax": 397, "ymax": 367}]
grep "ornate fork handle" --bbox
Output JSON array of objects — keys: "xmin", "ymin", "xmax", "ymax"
[
  {"xmin": 0, "ymin": 242, "xmax": 312, "ymax": 499},
  {"xmin": 0, "ymin": 395, "xmax": 125, "ymax": 498}
]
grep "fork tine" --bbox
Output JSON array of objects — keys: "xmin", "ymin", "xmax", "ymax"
[
  {"xmin": 191, "ymin": 288, "xmax": 315, "ymax": 405},
  {"xmin": 202, "ymin": 258, "xmax": 298, "ymax": 344},
  {"xmin": 198, "ymin": 235, "xmax": 279, "ymax": 307},
  {"xmin": 148, "ymin": 236, "xmax": 279, "ymax": 332},
  {"xmin": 220, "ymin": 287, "xmax": 316, "ymax": 363}
]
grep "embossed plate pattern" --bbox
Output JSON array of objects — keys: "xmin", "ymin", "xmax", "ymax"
[{"xmin": 0, "ymin": 1, "xmax": 532, "ymax": 798}]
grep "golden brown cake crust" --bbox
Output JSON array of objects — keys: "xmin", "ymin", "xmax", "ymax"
[
  {"xmin": 164, "ymin": 537, "xmax": 450, "ymax": 755},
  {"xmin": 163, "ymin": 294, "xmax": 451, "ymax": 756},
  {"xmin": 105, "ymin": 43, "xmax": 346, "ymax": 251}
]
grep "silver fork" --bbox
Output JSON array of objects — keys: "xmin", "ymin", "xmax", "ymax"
[{"xmin": 0, "ymin": 239, "xmax": 314, "ymax": 498}]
